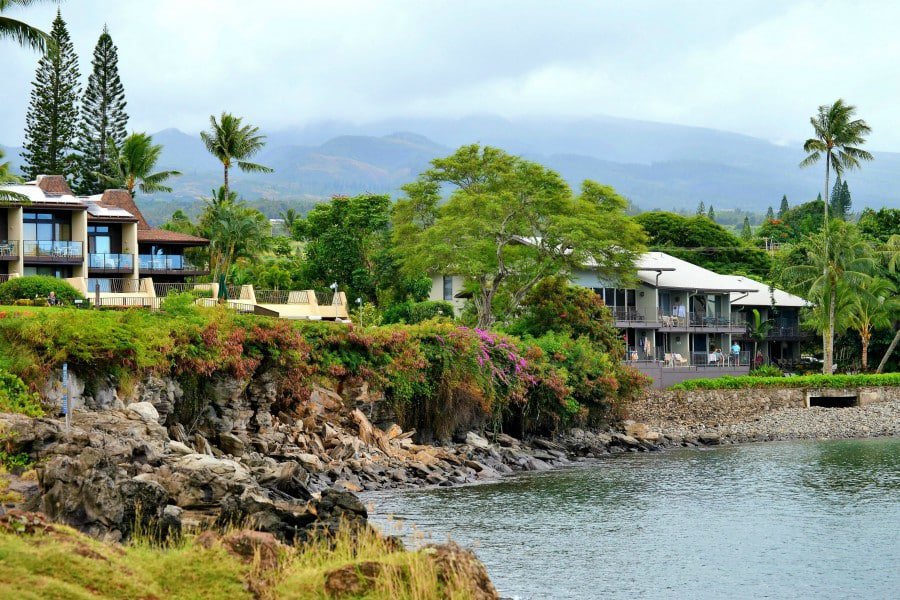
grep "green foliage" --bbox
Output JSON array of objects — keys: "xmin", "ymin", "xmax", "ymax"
[
  {"xmin": 757, "ymin": 199, "xmax": 825, "ymax": 245},
  {"xmin": 200, "ymin": 112, "xmax": 273, "ymax": 193},
  {"xmin": 0, "ymin": 276, "xmax": 83, "ymax": 305},
  {"xmin": 830, "ymin": 177, "xmax": 852, "ymax": 220},
  {"xmin": 671, "ymin": 373, "xmax": 900, "ymax": 391},
  {"xmin": 0, "ymin": 0, "xmax": 53, "ymax": 53},
  {"xmin": 21, "ymin": 10, "xmax": 80, "ymax": 180},
  {"xmin": 199, "ymin": 186, "xmax": 271, "ymax": 279},
  {"xmin": 765, "ymin": 206, "xmax": 775, "ymax": 221},
  {"xmin": 778, "ymin": 195, "xmax": 789, "ymax": 219},
  {"xmin": 858, "ymin": 207, "xmax": 900, "ymax": 244},
  {"xmin": 507, "ymin": 276, "xmax": 620, "ymax": 351},
  {"xmin": 749, "ymin": 364, "xmax": 783, "ymax": 377},
  {"xmin": 294, "ymin": 194, "xmax": 398, "ymax": 305},
  {"xmin": 382, "ymin": 300, "xmax": 454, "ymax": 325},
  {"xmin": 0, "ymin": 370, "xmax": 43, "ymax": 417},
  {"xmin": 393, "ymin": 144, "xmax": 646, "ymax": 329},
  {"xmin": 74, "ymin": 25, "xmax": 128, "ymax": 195},
  {"xmin": 159, "ymin": 292, "xmax": 202, "ymax": 317},
  {"xmin": 740, "ymin": 216, "xmax": 752, "ymax": 241},
  {"xmin": 100, "ymin": 132, "xmax": 180, "ymax": 196},
  {"xmin": 634, "ymin": 211, "xmax": 771, "ymax": 277}
]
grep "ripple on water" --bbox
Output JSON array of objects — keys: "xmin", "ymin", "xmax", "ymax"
[{"xmin": 366, "ymin": 437, "xmax": 900, "ymax": 600}]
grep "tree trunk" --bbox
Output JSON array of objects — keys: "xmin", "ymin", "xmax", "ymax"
[
  {"xmin": 223, "ymin": 164, "xmax": 229, "ymax": 195},
  {"xmin": 876, "ymin": 327, "xmax": 900, "ymax": 374},
  {"xmin": 825, "ymin": 285, "xmax": 836, "ymax": 374},
  {"xmin": 822, "ymin": 155, "xmax": 831, "ymax": 374},
  {"xmin": 861, "ymin": 330, "xmax": 869, "ymax": 371}
]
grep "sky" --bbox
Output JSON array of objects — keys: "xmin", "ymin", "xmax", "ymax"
[{"xmin": 2, "ymin": 0, "xmax": 900, "ymax": 149}]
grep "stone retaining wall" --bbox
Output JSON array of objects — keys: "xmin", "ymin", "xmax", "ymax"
[{"xmin": 625, "ymin": 386, "xmax": 900, "ymax": 428}]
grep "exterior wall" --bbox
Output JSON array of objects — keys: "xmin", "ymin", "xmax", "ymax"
[
  {"xmin": 630, "ymin": 363, "xmax": 751, "ymax": 389},
  {"xmin": 7, "ymin": 206, "xmax": 23, "ymax": 276},
  {"xmin": 634, "ymin": 283, "xmax": 657, "ymax": 320},
  {"xmin": 70, "ymin": 210, "xmax": 88, "ymax": 278},
  {"xmin": 429, "ymin": 275, "xmax": 467, "ymax": 315},
  {"xmin": 122, "ymin": 222, "xmax": 139, "ymax": 279},
  {"xmin": 625, "ymin": 386, "xmax": 898, "ymax": 428}
]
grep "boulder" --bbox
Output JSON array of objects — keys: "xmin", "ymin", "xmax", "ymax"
[
  {"xmin": 218, "ymin": 431, "xmax": 246, "ymax": 457},
  {"xmin": 465, "ymin": 432, "xmax": 490, "ymax": 449},
  {"xmin": 221, "ymin": 530, "xmax": 285, "ymax": 571},
  {"xmin": 127, "ymin": 402, "xmax": 160, "ymax": 423},
  {"xmin": 167, "ymin": 441, "xmax": 193, "ymax": 456},
  {"xmin": 158, "ymin": 454, "xmax": 255, "ymax": 507},
  {"xmin": 699, "ymin": 432, "xmax": 721, "ymax": 445}
]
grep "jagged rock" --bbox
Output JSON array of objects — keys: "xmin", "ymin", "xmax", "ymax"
[
  {"xmin": 465, "ymin": 432, "xmax": 490, "ymax": 449},
  {"xmin": 167, "ymin": 441, "xmax": 193, "ymax": 456},
  {"xmin": 218, "ymin": 489, "xmax": 318, "ymax": 544},
  {"xmin": 221, "ymin": 530, "xmax": 285, "ymax": 571},
  {"xmin": 611, "ymin": 433, "xmax": 641, "ymax": 447},
  {"xmin": 494, "ymin": 433, "xmax": 519, "ymax": 447},
  {"xmin": 218, "ymin": 431, "xmax": 246, "ymax": 457},
  {"xmin": 699, "ymin": 432, "xmax": 721, "ymax": 445},
  {"xmin": 324, "ymin": 561, "xmax": 386, "ymax": 598},
  {"xmin": 157, "ymin": 454, "xmax": 255, "ymax": 508},
  {"xmin": 127, "ymin": 402, "xmax": 160, "ymax": 423}
]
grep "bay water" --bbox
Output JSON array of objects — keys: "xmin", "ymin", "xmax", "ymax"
[{"xmin": 367, "ymin": 438, "xmax": 900, "ymax": 599}]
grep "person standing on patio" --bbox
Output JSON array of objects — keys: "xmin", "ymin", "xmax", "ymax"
[{"xmin": 731, "ymin": 341, "xmax": 741, "ymax": 365}]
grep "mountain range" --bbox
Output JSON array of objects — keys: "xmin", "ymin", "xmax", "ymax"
[{"xmin": 3, "ymin": 114, "xmax": 899, "ymax": 225}]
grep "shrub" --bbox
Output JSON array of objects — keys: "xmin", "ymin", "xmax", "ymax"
[
  {"xmin": 382, "ymin": 300, "xmax": 454, "ymax": 325},
  {"xmin": 0, "ymin": 276, "xmax": 83, "ymax": 305},
  {"xmin": 671, "ymin": 373, "xmax": 900, "ymax": 391},
  {"xmin": 0, "ymin": 370, "xmax": 43, "ymax": 417},
  {"xmin": 749, "ymin": 365, "xmax": 783, "ymax": 377}
]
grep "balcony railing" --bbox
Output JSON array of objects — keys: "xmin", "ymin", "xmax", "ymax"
[
  {"xmin": 89, "ymin": 253, "xmax": 133, "ymax": 271},
  {"xmin": 23, "ymin": 240, "xmax": 83, "ymax": 259},
  {"xmin": 138, "ymin": 254, "xmax": 203, "ymax": 272},
  {"xmin": 691, "ymin": 350, "xmax": 752, "ymax": 367},
  {"xmin": 154, "ymin": 282, "xmax": 214, "ymax": 298},
  {"xmin": 612, "ymin": 306, "xmax": 645, "ymax": 322},
  {"xmin": 0, "ymin": 274, "xmax": 12, "ymax": 283},
  {"xmin": 255, "ymin": 289, "xmax": 311, "ymax": 305},
  {"xmin": 87, "ymin": 278, "xmax": 143, "ymax": 294},
  {"xmin": 0, "ymin": 240, "xmax": 18, "ymax": 258},
  {"xmin": 315, "ymin": 291, "xmax": 343, "ymax": 306}
]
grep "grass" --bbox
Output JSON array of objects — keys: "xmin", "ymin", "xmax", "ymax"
[
  {"xmin": 670, "ymin": 372, "xmax": 900, "ymax": 391},
  {"xmin": 0, "ymin": 519, "xmax": 490, "ymax": 600}
]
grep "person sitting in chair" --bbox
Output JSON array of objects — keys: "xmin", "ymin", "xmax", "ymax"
[{"xmin": 47, "ymin": 291, "xmax": 59, "ymax": 306}]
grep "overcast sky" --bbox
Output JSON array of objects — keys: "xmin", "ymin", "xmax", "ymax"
[{"xmin": 2, "ymin": 0, "xmax": 899, "ymax": 149}]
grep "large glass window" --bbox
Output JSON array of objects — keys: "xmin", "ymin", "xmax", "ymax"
[
  {"xmin": 23, "ymin": 212, "xmax": 71, "ymax": 241},
  {"xmin": 442, "ymin": 276, "xmax": 453, "ymax": 301},
  {"xmin": 88, "ymin": 225, "xmax": 111, "ymax": 254}
]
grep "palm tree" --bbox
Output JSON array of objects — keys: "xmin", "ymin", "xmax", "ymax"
[
  {"xmin": 0, "ymin": 0, "xmax": 53, "ymax": 53},
  {"xmin": 279, "ymin": 208, "xmax": 299, "ymax": 235},
  {"xmin": 875, "ymin": 234, "xmax": 900, "ymax": 373},
  {"xmin": 199, "ymin": 186, "xmax": 270, "ymax": 278},
  {"xmin": 98, "ymin": 133, "xmax": 181, "ymax": 196},
  {"xmin": 800, "ymin": 99, "xmax": 873, "ymax": 224},
  {"xmin": 200, "ymin": 112, "xmax": 272, "ymax": 195},
  {"xmin": 786, "ymin": 220, "xmax": 875, "ymax": 373},
  {"xmin": 847, "ymin": 277, "xmax": 899, "ymax": 371},
  {"xmin": 747, "ymin": 308, "xmax": 773, "ymax": 366},
  {"xmin": 0, "ymin": 148, "xmax": 27, "ymax": 203}
]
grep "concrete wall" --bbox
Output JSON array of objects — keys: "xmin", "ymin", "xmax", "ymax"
[
  {"xmin": 70, "ymin": 210, "xmax": 88, "ymax": 278},
  {"xmin": 624, "ymin": 386, "xmax": 899, "ymax": 428},
  {"xmin": 8, "ymin": 206, "xmax": 22, "ymax": 276},
  {"xmin": 635, "ymin": 283, "xmax": 658, "ymax": 319},
  {"xmin": 121, "ymin": 222, "xmax": 139, "ymax": 280},
  {"xmin": 429, "ymin": 275, "xmax": 467, "ymax": 315}
]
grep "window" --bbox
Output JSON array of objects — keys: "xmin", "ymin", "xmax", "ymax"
[
  {"xmin": 23, "ymin": 212, "xmax": 71, "ymax": 241},
  {"xmin": 443, "ymin": 276, "xmax": 453, "ymax": 301},
  {"xmin": 88, "ymin": 225, "xmax": 111, "ymax": 254}
]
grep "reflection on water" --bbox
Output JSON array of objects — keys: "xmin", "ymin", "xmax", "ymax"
[{"xmin": 367, "ymin": 438, "xmax": 900, "ymax": 600}]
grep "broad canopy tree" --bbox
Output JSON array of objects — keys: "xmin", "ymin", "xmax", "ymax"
[{"xmin": 392, "ymin": 144, "xmax": 646, "ymax": 329}]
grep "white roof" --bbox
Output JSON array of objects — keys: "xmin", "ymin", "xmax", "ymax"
[
  {"xmin": 634, "ymin": 252, "xmax": 759, "ymax": 293},
  {"xmin": 86, "ymin": 201, "xmax": 134, "ymax": 219},
  {"xmin": 726, "ymin": 275, "xmax": 809, "ymax": 308},
  {"xmin": 0, "ymin": 183, "xmax": 84, "ymax": 205}
]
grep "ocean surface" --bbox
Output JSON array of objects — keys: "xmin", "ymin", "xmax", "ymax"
[{"xmin": 366, "ymin": 438, "xmax": 900, "ymax": 599}]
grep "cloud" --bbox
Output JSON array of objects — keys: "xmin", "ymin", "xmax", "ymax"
[{"xmin": 1, "ymin": 0, "xmax": 898, "ymax": 150}]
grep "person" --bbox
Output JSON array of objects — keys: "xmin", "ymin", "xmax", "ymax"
[
  {"xmin": 731, "ymin": 342, "xmax": 741, "ymax": 364},
  {"xmin": 47, "ymin": 291, "xmax": 59, "ymax": 306},
  {"xmin": 755, "ymin": 350, "xmax": 764, "ymax": 368},
  {"xmin": 714, "ymin": 347, "xmax": 724, "ymax": 365}
]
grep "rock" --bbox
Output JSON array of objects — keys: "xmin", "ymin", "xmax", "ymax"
[
  {"xmin": 532, "ymin": 438, "xmax": 564, "ymax": 451},
  {"xmin": 625, "ymin": 421, "xmax": 650, "ymax": 439},
  {"xmin": 699, "ymin": 432, "xmax": 721, "ymax": 445},
  {"xmin": 426, "ymin": 543, "xmax": 500, "ymax": 600},
  {"xmin": 334, "ymin": 479, "xmax": 363, "ymax": 493},
  {"xmin": 160, "ymin": 504, "xmax": 183, "ymax": 538},
  {"xmin": 218, "ymin": 432, "xmax": 246, "ymax": 457},
  {"xmin": 167, "ymin": 441, "xmax": 193, "ymax": 456},
  {"xmin": 464, "ymin": 460, "xmax": 485, "ymax": 472},
  {"xmin": 389, "ymin": 469, "xmax": 407, "ymax": 482},
  {"xmin": 221, "ymin": 530, "xmax": 285, "ymax": 571},
  {"xmin": 465, "ymin": 432, "xmax": 490, "ymax": 449},
  {"xmin": 524, "ymin": 457, "xmax": 551, "ymax": 471},
  {"xmin": 159, "ymin": 454, "xmax": 255, "ymax": 507},
  {"xmin": 611, "ymin": 433, "xmax": 640, "ymax": 447},
  {"xmin": 127, "ymin": 402, "xmax": 160, "ymax": 423},
  {"xmin": 494, "ymin": 433, "xmax": 520, "ymax": 447},
  {"xmin": 324, "ymin": 561, "xmax": 385, "ymax": 598},
  {"xmin": 426, "ymin": 472, "xmax": 447, "ymax": 485},
  {"xmin": 294, "ymin": 453, "xmax": 325, "ymax": 472}
]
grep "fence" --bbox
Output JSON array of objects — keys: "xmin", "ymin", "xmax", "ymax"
[
  {"xmin": 154, "ymin": 282, "xmax": 214, "ymax": 298},
  {"xmin": 88, "ymin": 253, "xmax": 133, "ymax": 270},
  {"xmin": 254, "ymin": 289, "xmax": 311, "ymax": 304},
  {"xmin": 23, "ymin": 240, "xmax": 83, "ymax": 259},
  {"xmin": 86, "ymin": 278, "xmax": 143, "ymax": 294},
  {"xmin": 612, "ymin": 307, "xmax": 645, "ymax": 321},
  {"xmin": 0, "ymin": 240, "xmax": 18, "ymax": 257},
  {"xmin": 94, "ymin": 296, "xmax": 161, "ymax": 310},
  {"xmin": 315, "ymin": 291, "xmax": 343, "ymax": 306},
  {"xmin": 138, "ymin": 255, "xmax": 203, "ymax": 272}
]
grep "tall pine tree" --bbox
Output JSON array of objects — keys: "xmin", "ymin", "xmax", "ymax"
[
  {"xmin": 829, "ymin": 177, "xmax": 852, "ymax": 220},
  {"xmin": 75, "ymin": 25, "xmax": 128, "ymax": 194},
  {"xmin": 707, "ymin": 205, "xmax": 716, "ymax": 221},
  {"xmin": 778, "ymin": 195, "xmax": 789, "ymax": 218},
  {"xmin": 765, "ymin": 206, "xmax": 775, "ymax": 221},
  {"xmin": 696, "ymin": 201, "xmax": 706, "ymax": 215},
  {"xmin": 21, "ymin": 10, "xmax": 80, "ymax": 181},
  {"xmin": 741, "ymin": 215, "xmax": 752, "ymax": 241}
]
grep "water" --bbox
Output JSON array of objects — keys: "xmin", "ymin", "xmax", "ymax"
[{"xmin": 366, "ymin": 438, "xmax": 900, "ymax": 599}]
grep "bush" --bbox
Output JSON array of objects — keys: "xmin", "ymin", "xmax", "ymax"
[
  {"xmin": 382, "ymin": 300, "xmax": 455, "ymax": 325},
  {"xmin": 0, "ymin": 276, "xmax": 83, "ymax": 305},
  {"xmin": 749, "ymin": 365, "xmax": 783, "ymax": 377},
  {"xmin": 0, "ymin": 370, "xmax": 43, "ymax": 417},
  {"xmin": 671, "ymin": 373, "xmax": 900, "ymax": 391}
]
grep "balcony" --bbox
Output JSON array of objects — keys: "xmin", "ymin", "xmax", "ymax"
[
  {"xmin": 0, "ymin": 240, "xmax": 18, "ymax": 261},
  {"xmin": 89, "ymin": 253, "xmax": 134, "ymax": 274},
  {"xmin": 86, "ymin": 277, "xmax": 143, "ymax": 294},
  {"xmin": 138, "ymin": 254, "xmax": 207, "ymax": 276},
  {"xmin": 23, "ymin": 240, "xmax": 83, "ymax": 263}
]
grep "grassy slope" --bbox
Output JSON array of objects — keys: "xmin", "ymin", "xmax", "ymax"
[{"xmin": 0, "ymin": 522, "xmax": 487, "ymax": 600}]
